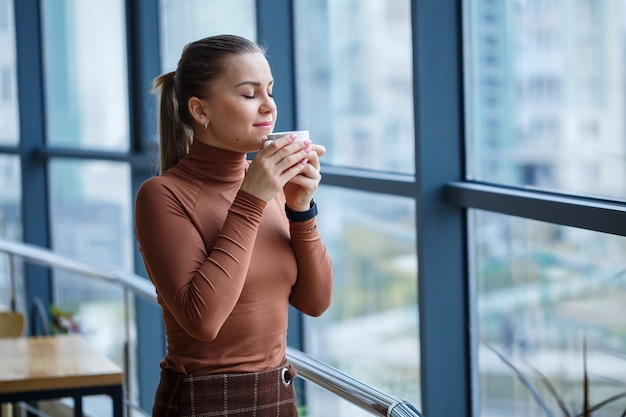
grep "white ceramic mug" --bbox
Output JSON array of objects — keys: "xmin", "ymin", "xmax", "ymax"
[{"xmin": 267, "ymin": 130, "xmax": 309, "ymax": 142}]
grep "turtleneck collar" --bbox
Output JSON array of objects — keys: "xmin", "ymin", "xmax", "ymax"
[{"xmin": 175, "ymin": 139, "xmax": 248, "ymax": 183}]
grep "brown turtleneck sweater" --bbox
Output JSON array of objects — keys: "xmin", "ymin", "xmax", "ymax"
[{"xmin": 134, "ymin": 140, "xmax": 333, "ymax": 375}]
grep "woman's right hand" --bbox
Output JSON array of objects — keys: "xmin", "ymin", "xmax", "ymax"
[{"xmin": 240, "ymin": 134, "xmax": 312, "ymax": 202}]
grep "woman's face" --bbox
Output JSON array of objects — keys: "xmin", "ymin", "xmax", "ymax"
[{"xmin": 200, "ymin": 52, "xmax": 277, "ymax": 152}]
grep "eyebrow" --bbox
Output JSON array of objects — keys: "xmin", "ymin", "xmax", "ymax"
[{"xmin": 235, "ymin": 80, "xmax": 274, "ymax": 88}]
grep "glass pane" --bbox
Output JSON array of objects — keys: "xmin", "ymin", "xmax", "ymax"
[
  {"xmin": 48, "ymin": 158, "xmax": 133, "ymax": 367},
  {"xmin": 159, "ymin": 0, "xmax": 256, "ymax": 71},
  {"xmin": 0, "ymin": 0, "xmax": 19, "ymax": 146},
  {"xmin": 465, "ymin": 1, "xmax": 626, "ymax": 201},
  {"xmin": 0, "ymin": 155, "xmax": 21, "ymax": 241},
  {"xmin": 41, "ymin": 0, "xmax": 129, "ymax": 151},
  {"xmin": 0, "ymin": 155, "xmax": 23, "ymax": 311},
  {"xmin": 294, "ymin": 0, "xmax": 415, "ymax": 174},
  {"xmin": 306, "ymin": 186, "xmax": 420, "ymax": 416},
  {"xmin": 472, "ymin": 209, "xmax": 626, "ymax": 416}
]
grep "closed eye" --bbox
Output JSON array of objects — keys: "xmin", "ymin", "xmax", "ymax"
[
  {"xmin": 242, "ymin": 92, "xmax": 274, "ymax": 99},
  {"xmin": 237, "ymin": 79, "xmax": 274, "ymax": 99}
]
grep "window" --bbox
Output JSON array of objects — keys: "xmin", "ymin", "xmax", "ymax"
[
  {"xmin": 466, "ymin": 1, "xmax": 626, "ymax": 415},
  {"xmin": 41, "ymin": 0, "xmax": 129, "ymax": 151},
  {"xmin": 159, "ymin": 0, "xmax": 256, "ymax": 71},
  {"xmin": 466, "ymin": 0, "xmax": 626, "ymax": 201},
  {"xmin": 0, "ymin": 0, "xmax": 22, "ymax": 313},
  {"xmin": 294, "ymin": 0, "xmax": 415, "ymax": 175},
  {"xmin": 308, "ymin": 187, "xmax": 418, "ymax": 415},
  {"xmin": 0, "ymin": 0, "xmax": 18, "ymax": 145},
  {"xmin": 39, "ymin": 3, "xmax": 135, "ymax": 410},
  {"xmin": 0, "ymin": 156, "xmax": 20, "ymax": 241},
  {"xmin": 0, "ymin": 155, "xmax": 22, "ymax": 310},
  {"xmin": 294, "ymin": 1, "xmax": 418, "ymax": 414},
  {"xmin": 472, "ymin": 209, "xmax": 626, "ymax": 416},
  {"xmin": 48, "ymin": 158, "xmax": 135, "ymax": 405}
]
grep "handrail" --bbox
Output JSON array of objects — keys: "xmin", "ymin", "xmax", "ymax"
[
  {"xmin": 0, "ymin": 239, "xmax": 157, "ymax": 303},
  {"xmin": 287, "ymin": 348, "xmax": 423, "ymax": 417},
  {"xmin": 0, "ymin": 238, "xmax": 423, "ymax": 417}
]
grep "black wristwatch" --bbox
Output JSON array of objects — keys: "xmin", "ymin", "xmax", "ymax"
[{"xmin": 285, "ymin": 200, "xmax": 318, "ymax": 222}]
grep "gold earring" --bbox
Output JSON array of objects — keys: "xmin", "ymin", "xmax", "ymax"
[{"xmin": 204, "ymin": 121, "xmax": 208, "ymax": 129}]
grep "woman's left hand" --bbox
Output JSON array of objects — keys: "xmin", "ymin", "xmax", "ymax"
[{"xmin": 283, "ymin": 143, "xmax": 326, "ymax": 211}]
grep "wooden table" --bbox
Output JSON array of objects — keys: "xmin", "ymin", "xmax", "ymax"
[{"xmin": 0, "ymin": 334, "xmax": 124, "ymax": 417}]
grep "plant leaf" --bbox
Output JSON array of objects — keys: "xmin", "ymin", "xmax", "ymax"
[
  {"xmin": 572, "ymin": 391, "xmax": 626, "ymax": 417},
  {"xmin": 483, "ymin": 342, "xmax": 555, "ymax": 417},
  {"xmin": 524, "ymin": 360, "xmax": 571, "ymax": 417}
]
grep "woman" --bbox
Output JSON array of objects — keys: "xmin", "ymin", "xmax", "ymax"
[{"xmin": 134, "ymin": 34, "xmax": 334, "ymax": 416}]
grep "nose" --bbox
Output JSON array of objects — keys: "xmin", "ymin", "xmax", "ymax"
[{"xmin": 260, "ymin": 94, "xmax": 276, "ymax": 114}]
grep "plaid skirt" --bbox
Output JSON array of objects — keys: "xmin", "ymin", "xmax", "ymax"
[{"xmin": 152, "ymin": 363, "xmax": 299, "ymax": 417}]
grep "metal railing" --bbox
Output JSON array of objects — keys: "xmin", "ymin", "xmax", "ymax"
[{"xmin": 0, "ymin": 238, "xmax": 423, "ymax": 417}]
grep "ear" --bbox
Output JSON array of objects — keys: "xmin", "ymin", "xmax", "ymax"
[{"xmin": 188, "ymin": 97, "xmax": 208, "ymax": 127}]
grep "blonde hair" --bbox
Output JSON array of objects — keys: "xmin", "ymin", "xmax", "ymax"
[{"xmin": 152, "ymin": 35, "xmax": 264, "ymax": 173}]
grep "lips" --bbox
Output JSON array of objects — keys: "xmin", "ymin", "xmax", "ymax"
[{"xmin": 255, "ymin": 121, "xmax": 273, "ymax": 129}]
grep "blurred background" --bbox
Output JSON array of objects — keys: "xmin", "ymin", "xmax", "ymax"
[{"xmin": 1, "ymin": 1, "xmax": 625, "ymax": 416}]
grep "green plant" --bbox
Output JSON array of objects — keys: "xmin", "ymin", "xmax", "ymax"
[
  {"xmin": 485, "ymin": 339, "xmax": 626, "ymax": 417},
  {"xmin": 49, "ymin": 305, "xmax": 80, "ymax": 334}
]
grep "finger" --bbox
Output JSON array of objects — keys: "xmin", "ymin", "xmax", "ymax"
[
  {"xmin": 306, "ymin": 150, "xmax": 321, "ymax": 171},
  {"xmin": 279, "ymin": 158, "xmax": 309, "ymax": 183},
  {"xmin": 261, "ymin": 137, "xmax": 310, "ymax": 159},
  {"xmin": 268, "ymin": 141, "xmax": 313, "ymax": 172},
  {"xmin": 262, "ymin": 133, "xmax": 299, "ymax": 151},
  {"xmin": 286, "ymin": 174, "xmax": 320, "ymax": 196},
  {"xmin": 290, "ymin": 163, "xmax": 321, "ymax": 182},
  {"xmin": 312, "ymin": 144, "xmax": 326, "ymax": 158},
  {"xmin": 276, "ymin": 143, "xmax": 314, "ymax": 172}
]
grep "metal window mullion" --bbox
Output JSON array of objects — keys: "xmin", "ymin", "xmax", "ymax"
[
  {"xmin": 125, "ymin": 0, "xmax": 165, "ymax": 414},
  {"xmin": 14, "ymin": 0, "xmax": 54, "ymax": 323},
  {"xmin": 444, "ymin": 181, "xmax": 626, "ymax": 237},
  {"xmin": 413, "ymin": 1, "xmax": 471, "ymax": 416},
  {"xmin": 256, "ymin": 0, "xmax": 296, "ymax": 133},
  {"xmin": 0, "ymin": 146, "xmax": 18, "ymax": 154},
  {"xmin": 320, "ymin": 171, "xmax": 416, "ymax": 198}
]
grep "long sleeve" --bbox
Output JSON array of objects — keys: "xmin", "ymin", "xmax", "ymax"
[
  {"xmin": 288, "ymin": 218, "xmax": 334, "ymax": 316},
  {"xmin": 135, "ymin": 177, "xmax": 266, "ymax": 341}
]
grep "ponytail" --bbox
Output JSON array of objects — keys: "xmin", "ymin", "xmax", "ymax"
[{"xmin": 152, "ymin": 71, "xmax": 192, "ymax": 174}]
